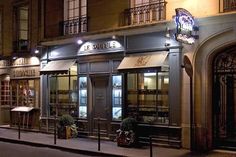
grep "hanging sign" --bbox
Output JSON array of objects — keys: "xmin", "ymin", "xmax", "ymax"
[{"xmin": 175, "ymin": 8, "xmax": 197, "ymax": 45}]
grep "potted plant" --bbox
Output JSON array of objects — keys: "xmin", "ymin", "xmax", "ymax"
[
  {"xmin": 116, "ymin": 117, "xmax": 138, "ymax": 147},
  {"xmin": 57, "ymin": 114, "xmax": 77, "ymax": 139}
]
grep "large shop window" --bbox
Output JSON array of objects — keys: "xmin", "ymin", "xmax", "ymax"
[
  {"xmin": 78, "ymin": 76, "xmax": 87, "ymax": 118},
  {"xmin": 112, "ymin": 75, "xmax": 122, "ymax": 121},
  {"xmin": 49, "ymin": 64, "xmax": 77, "ymax": 117},
  {"xmin": 127, "ymin": 71, "xmax": 169, "ymax": 124},
  {"xmin": 11, "ymin": 79, "xmax": 40, "ymax": 108}
]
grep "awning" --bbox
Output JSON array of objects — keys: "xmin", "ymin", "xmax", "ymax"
[
  {"xmin": 40, "ymin": 59, "xmax": 76, "ymax": 75},
  {"xmin": 117, "ymin": 51, "xmax": 168, "ymax": 71}
]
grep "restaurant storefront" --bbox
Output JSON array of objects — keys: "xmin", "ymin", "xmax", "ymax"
[
  {"xmin": 0, "ymin": 57, "xmax": 40, "ymax": 129},
  {"xmin": 40, "ymin": 30, "xmax": 182, "ymax": 147},
  {"xmin": 40, "ymin": 39, "xmax": 125, "ymax": 137}
]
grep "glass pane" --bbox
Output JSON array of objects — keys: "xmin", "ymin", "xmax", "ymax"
[
  {"xmin": 49, "ymin": 77, "xmax": 57, "ymax": 103},
  {"xmin": 70, "ymin": 64, "xmax": 77, "ymax": 75},
  {"xmin": 20, "ymin": 21, "xmax": 28, "ymax": 30},
  {"xmin": 74, "ymin": 0, "xmax": 79, "ymax": 8},
  {"xmin": 70, "ymin": 76, "xmax": 77, "ymax": 103},
  {"xmin": 157, "ymin": 72, "xmax": 169, "ymax": 124},
  {"xmin": 79, "ymin": 76, "xmax": 87, "ymax": 118},
  {"xmin": 19, "ymin": 31, "xmax": 28, "ymax": 40},
  {"xmin": 138, "ymin": 72, "xmax": 157, "ymax": 123},
  {"xmin": 0, "ymin": 78, "xmax": 10, "ymax": 106},
  {"xmin": 11, "ymin": 79, "xmax": 39, "ymax": 108},
  {"xmin": 74, "ymin": 8, "xmax": 79, "ymax": 17},
  {"xmin": 58, "ymin": 77, "xmax": 69, "ymax": 103},
  {"xmin": 69, "ymin": 10, "xmax": 74, "ymax": 18},
  {"xmin": 69, "ymin": 1, "xmax": 74, "ymax": 9},
  {"xmin": 20, "ymin": 8, "xmax": 28, "ymax": 20},
  {"xmin": 81, "ymin": 7, "xmax": 87, "ymax": 16},
  {"xmin": 127, "ymin": 74, "xmax": 137, "ymax": 117},
  {"xmin": 145, "ymin": 73, "xmax": 156, "ymax": 89},
  {"xmin": 135, "ymin": 0, "xmax": 142, "ymax": 6},
  {"xmin": 81, "ymin": 0, "xmax": 87, "ymax": 6},
  {"xmin": 112, "ymin": 75, "xmax": 122, "ymax": 121}
]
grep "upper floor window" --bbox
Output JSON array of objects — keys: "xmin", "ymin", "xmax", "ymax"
[
  {"xmin": 125, "ymin": 0, "xmax": 166, "ymax": 25},
  {"xmin": 14, "ymin": 5, "xmax": 29, "ymax": 52},
  {"xmin": 63, "ymin": 0, "xmax": 87, "ymax": 35},
  {"xmin": 219, "ymin": 0, "xmax": 236, "ymax": 13}
]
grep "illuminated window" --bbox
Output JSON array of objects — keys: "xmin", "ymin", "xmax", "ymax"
[
  {"xmin": 112, "ymin": 75, "xmax": 122, "ymax": 121},
  {"xmin": 14, "ymin": 5, "xmax": 29, "ymax": 52},
  {"xmin": 128, "ymin": 0, "xmax": 166, "ymax": 25},
  {"xmin": 127, "ymin": 71, "xmax": 169, "ymax": 124},
  {"xmin": 78, "ymin": 76, "xmax": 87, "ymax": 118},
  {"xmin": 49, "ymin": 64, "xmax": 77, "ymax": 117},
  {"xmin": 64, "ymin": 0, "xmax": 87, "ymax": 34}
]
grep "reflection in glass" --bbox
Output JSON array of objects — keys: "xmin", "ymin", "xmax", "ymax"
[
  {"xmin": 49, "ymin": 63, "xmax": 77, "ymax": 116},
  {"xmin": 112, "ymin": 75, "xmax": 122, "ymax": 120},
  {"xmin": 127, "ymin": 71, "xmax": 169, "ymax": 124},
  {"xmin": 79, "ymin": 76, "xmax": 87, "ymax": 118}
]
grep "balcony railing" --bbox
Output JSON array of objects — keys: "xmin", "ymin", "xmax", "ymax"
[
  {"xmin": 63, "ymin": 16, "xmax": 87, "ymax": 35},
  {"xmin": 219, "ymin": 0, "xmax": 236, "ymax": 13},
  {"xmin": 124, "ymin": 0, "xmax": 167, "ymax": 26}
]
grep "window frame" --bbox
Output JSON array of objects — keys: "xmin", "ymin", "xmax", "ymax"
[
  {"xmin": 126, "ymin": 71, "xmax": 170, "ymax": 125},
  {"xmin": 13, "ymin": 3, "xmax": 30, "ymax": 52},
  {"xmin": 64, "ymin": 0, "xmax": 87, "ymax": 21},
  {"xmin": 49, "ymin": 65, "xmax": 78, "ymax": 117}
]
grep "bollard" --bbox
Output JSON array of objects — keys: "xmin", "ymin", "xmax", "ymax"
[
  {"xmin": 54, "ymin": 115, "xmax": 57, "ymax": 144},
  {"xmin": 97, "ymin": 117, "xmax": 101, "ymax": 151},
  {"xmin": 18, "ymin": 112, "xmax": 21, "ymax": 140},
  {"xmin": 149, "ymin": 136, "xmax": 153, "ymax": 157}
]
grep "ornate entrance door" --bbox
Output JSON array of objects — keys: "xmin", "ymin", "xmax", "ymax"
[{"xmin": 213, "ymin": 48, "xmax": 236, "ymax": 149}]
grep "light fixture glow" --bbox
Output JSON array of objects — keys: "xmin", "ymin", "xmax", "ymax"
[
  {"xmin": 112, "ymin": 35, "xmax": 116, "ymax": 39},
  {"xmin": 144, "ymin": 73, "xmax": 156, "ymax": 76},
  {"xmin": 35, "ymin": 49, "xmax": 39, "ymax": 54},
  {"xmin": 77, "ymin": 39, "xmax": 83, "ymax": 45}
]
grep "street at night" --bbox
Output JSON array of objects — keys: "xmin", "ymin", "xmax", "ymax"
[
  {"xmin": 1, "ymin": 0, "xmax": 236, "ymax": 156},
  {"xmin": 0, "ymin": 141, "xmax": 104, "ymax": 157}
]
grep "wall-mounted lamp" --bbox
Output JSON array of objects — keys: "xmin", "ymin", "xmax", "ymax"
[
  {"xmin": 34, "ymin": 49, "xmax": 39, "ymax": 54},
  {"xmin": 12, "ymin": 56, "xmax": 17, "ymax": 60},
  {"xmin": 112, "ymin": 35, "xmax": 117, "ymax": 39},
  {"xmin": 77, "ymin": 39, "xmax": 83, "ymax": 45}
]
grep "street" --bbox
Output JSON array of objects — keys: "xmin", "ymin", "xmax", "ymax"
[{"xmin": 0, "ymin": 141, "xmax": 105, "ymax": 157}]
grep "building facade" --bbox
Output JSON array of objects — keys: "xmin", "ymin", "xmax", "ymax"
[
  {"xmin": 0, "ymin": 0, "xmax": 236, "ymax": 151},
  {"xmin": 0, "ymin": 0, "xmax": 41, "ymax": 129}
]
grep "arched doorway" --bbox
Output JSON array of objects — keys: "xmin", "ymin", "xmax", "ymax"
[{"xmin": 212, "ymin": 46, "xmax": 236, "ymax": 150}]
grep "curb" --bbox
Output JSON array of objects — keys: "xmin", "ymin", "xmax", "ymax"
[{"xmin": 0, "ymin": 137, "xmax": 127, "ymax": 157}]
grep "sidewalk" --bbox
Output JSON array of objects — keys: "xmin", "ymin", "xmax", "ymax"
[{"xmin": 0, "ymin": 127, "xmax": 235, "ymax": 157}]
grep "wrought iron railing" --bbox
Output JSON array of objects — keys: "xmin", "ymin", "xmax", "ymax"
[
  {"xmin": 63, "ymin": 16, "xmax": 87, "ymax": 35},
  {"xmin": 219, "ymin": 0, "xmax": 236, "ymax": 13},
  {"xmin": 124, "ymin": 0, "xmax": 167, "ymax": 26}
]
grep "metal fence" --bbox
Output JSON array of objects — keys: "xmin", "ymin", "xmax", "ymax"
[{"xmin": 124, "ymin": 0, "xmax": 167, "ymax": 26}]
